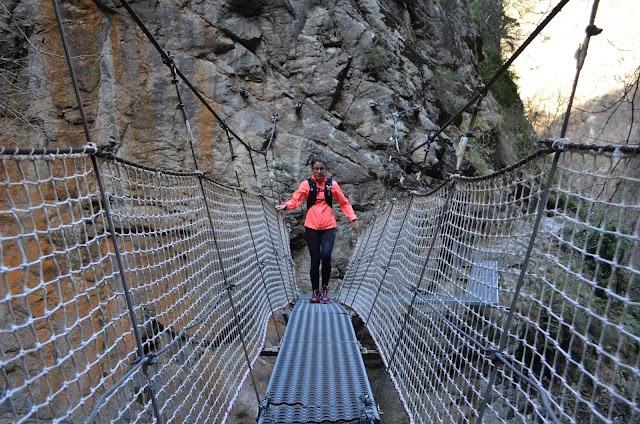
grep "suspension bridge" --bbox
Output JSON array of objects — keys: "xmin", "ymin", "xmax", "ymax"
[
  {"xmin": 1, "ymin": 0, "xmax": 640, "ymax": 423},
  {"xmin": 1, "ymin": 141, "xmax": 639, "ymax": 423}
]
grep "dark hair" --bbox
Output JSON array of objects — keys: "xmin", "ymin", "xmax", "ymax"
[{"xmin": 309, "ymin": 155, "xmax": 327, "ymax": 166}]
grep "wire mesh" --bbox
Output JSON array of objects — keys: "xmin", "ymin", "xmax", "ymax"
[
  {"xmin": 0, "ymin": 150, "xmax": 295, "ymax": 423},
  {"xmin": 340, "ymin": 147, "xmax": 640, "ymax": 423}
]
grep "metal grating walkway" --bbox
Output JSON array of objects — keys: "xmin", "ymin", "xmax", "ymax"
[{"xmin": 258, "ymin": 295, "xmax": 380, "ymax": 423}]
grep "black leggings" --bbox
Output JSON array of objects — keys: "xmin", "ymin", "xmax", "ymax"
[{"xmin": 304, "ymin": 227, "xmax": 336, "ymax": 291}]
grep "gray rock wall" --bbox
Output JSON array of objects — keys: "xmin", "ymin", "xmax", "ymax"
[
  {"xmin": 1, "ymin": 0, "xmax": 530, "ymax": 420},
  {"xmin": 1, "ymin": 0, "xmax": 520, "ymax": 291}
]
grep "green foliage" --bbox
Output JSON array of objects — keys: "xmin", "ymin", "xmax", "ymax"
[
  {"xmin": 550, "ymin": 191, "xmax": 581, "ymax": 217},
  {"xmin": 468, "ymin": 146, "xmax": 490, "ymax": 175},
  {"xmin": 624, "ymin": 306, "xmax": 640, "ymax": 338},
  {"xmin": 515, "ymin": 132, "xmax": 536, "ymax": 156},
  {"xmin": 467, "ymin": 0, "xmax": 519, "ymax": 44},
  {"xmin": 478, "ymin": 46, "xmax": 520, "ymax": 107},
  {"xmin": 364, "ymin": 45, "xmax": 391, "ymax": 76},
  {"xmin": 467, "ymin": 0, "xmax": 522, "ymax": 107},
  {"xmin": 433, "ymin": 68, "xmax": 457, "ymax": 86},
  {"xmin": 575, "ymin": 220, "xmax": 633, "ymax": 296},
  {"xmin": 432, "ymin": 68, "xmax": 470, "ymax": 111}
]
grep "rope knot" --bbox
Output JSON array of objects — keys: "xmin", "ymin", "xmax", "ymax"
[
  {"xmin": 259, "ymin": 395, "xmax": 271, "ymax": 412},
  {"xmin": 551, "ymin": 138, "xmax": 570, "ymax": 150},
  {"xmin": 133, "ymin": 352, "xmax": 157, "ymax": 366},
  {"xmin": 585, "ymin": 24, "xmax": 603, "ymax": 36},
  {"xmin": 165, "ymin": 53, "xmax": 175, "ymax": 69}
]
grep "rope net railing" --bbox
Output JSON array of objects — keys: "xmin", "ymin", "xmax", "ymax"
[
  {"xmin": 340, "ymin": 145, "xmax": 639, "ymax": 423},
  {"xmin": 0, "ymin": 148, "xmax": 296, "ymax": 423}
]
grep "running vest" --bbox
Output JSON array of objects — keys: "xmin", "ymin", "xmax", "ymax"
[{"xmin": 307, "ymin": 178, "xmax": 333, "ymax": 209}]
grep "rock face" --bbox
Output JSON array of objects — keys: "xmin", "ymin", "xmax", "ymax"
[
  {"xmin": 1, "ymin": 0, "xmax": 519, "ymax": 286},
  {"xmin": 1, "ymin": 0, "xmax": 521, "ymax": 420}
]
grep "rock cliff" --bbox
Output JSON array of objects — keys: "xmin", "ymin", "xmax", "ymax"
[
  {"xmin": 3, "ymin": 0, "xmax": 527, "ymax": 287},
  {"xmin": 1, "ymin": 0, "xmax": 531, "ymax": 421}
]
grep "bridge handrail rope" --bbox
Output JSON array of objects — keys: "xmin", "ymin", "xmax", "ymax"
[
  {"xmin": 115, "ymin": 0, "xmax": 250, "ymax": 152},
  {"xmin": 477, "ymin": 2, "xmax": 601, "ymax": 421},
  {"xmin": 408, "ymin": 0, "xmax": 571, "ymax": 157},
  {"xmin": 3, "ymin": 0, "xmax": 640, "ymax": 422},
  {"xmin": 120, "ymin": 0, "xmax": 292, "ymax": 396},
  {"xmin": 0, "ymin": 144, "xmax": 297, "ymax": 422},
  {"xmin": 0, "ymin": 145, "xmax": 99, "ymax": 155},
  {"xmin": 2, "ymin": 130, "xmax": 638, "ymax": 423},
  {"xmin": 49, "ymin": 2, "xmax": 293, "ymax": 419},
  {"xmin": 360, "ymin": 199, "xmax": 416, "ymax": 343},
  {"xmin": 239, "ymin": 191, "xmax": 283, "ymax": 345},
  {"xmin": 116, "ymin": 0, "xmax": 277, "ymax": 197},
  {"xmin": 50, "ymin": 0, "xmax": 166, "ymax": 420},
  {"xmin": 360, "ymin": 0, "xmax": 572, "ymax": 234},
  {"xmin": 340, "ymin": 144, "xmax": 639, "ymax": 422},
  {"xmin": 140, "ymin": 7, "xmax": 273, "ymax": 412},
  {"xmin": 374, "ymin": 181, "xmax": 458, "ymax": 400},
  {"xmin": 117, "ymin": 0, "xmax": 307, "ymax": 203}
]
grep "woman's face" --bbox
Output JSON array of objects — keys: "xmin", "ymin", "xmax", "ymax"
[{"xmin": 311, "ymin": 161, "xmax": 327, "ymax": 179}]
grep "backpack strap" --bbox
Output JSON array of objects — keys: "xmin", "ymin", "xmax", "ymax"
[
  {"xmin": 325, "ymin": 178, "xmax": 333, "ymax": 207},
  {"xmin": 306, "ymin": 178, "xmax": 333, "ymax": 209},
  {"xmin": 306, "ymin": 178, "xmax": 316, "ymax": 209}
]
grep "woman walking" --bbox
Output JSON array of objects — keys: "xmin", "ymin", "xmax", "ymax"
[{"xmin": 276, "ymin": 155, "xmax": 359, "ymax": 303}]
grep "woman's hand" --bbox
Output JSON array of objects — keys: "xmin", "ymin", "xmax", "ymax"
[
  {"xmin": 275, "ymin": 204, "xmax": 286, "ymax": 211},
  {"xmin": 350, "ymin": 220, "xmax": 359, "ymax": 234}
]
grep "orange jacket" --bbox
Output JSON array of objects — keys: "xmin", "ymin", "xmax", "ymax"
[{"xmin": 281, "ymin": 175, "xmax": 358, "ymax": 230}]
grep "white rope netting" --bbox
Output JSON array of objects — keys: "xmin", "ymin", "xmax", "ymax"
[
  {"xmin": 340, "ymin": 147, "xmax": 640, "ymax": 423},
  {"xmin": 1, "ymin": 145, "xmax": 639, "ymax": 424},
  {"xmin": 0, "ymin": 152, "xmax": 295, "ymax": 423}
]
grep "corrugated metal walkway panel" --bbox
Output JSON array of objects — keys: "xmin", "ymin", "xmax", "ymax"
[
  {"xmin": 466, "ymin": 260, "xmax": 499, "ymax": 304},
  {"xmin": 258, "ymin": 295, "xmax": 380, "ymax": 424}
]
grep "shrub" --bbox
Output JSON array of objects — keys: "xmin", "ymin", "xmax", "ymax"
[
  {"xmin": 478, "ymin": 45, "xmax": 520, "ymax": 107},
  {"xmin": 364, "ymin": 45, "xmax": 391, "ymax": 76},
  {"xmin": 576, "ymin": 220, "xmax": 633, "ymax": 297}
]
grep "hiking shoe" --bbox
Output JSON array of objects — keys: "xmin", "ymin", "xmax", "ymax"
[
  {"xmin": 310, "ymin": 290, "xmax": 320, "ymax": 303},
  {"xmin": 320, "ymin": 285, "xmax": 330, "ymax": 303}
]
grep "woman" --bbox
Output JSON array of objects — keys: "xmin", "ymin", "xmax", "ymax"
[{"xmin": 276, "ymin": 155, "xmax": 359, "ymax": 303}]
